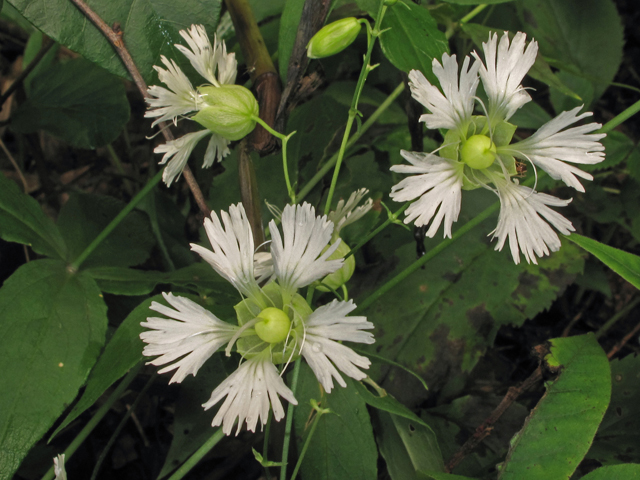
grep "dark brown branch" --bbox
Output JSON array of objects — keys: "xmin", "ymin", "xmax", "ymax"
[
  {"xmin": 0, "ymin": 37, "xmax": 55, "ymax": 107},
  {"xmin": 68, "ymin": 0, "xmax": 211, "ymax": 217},
  {"xmin": 445, "ymin": 366, "xmax": 543, "ymax": 473},
  {"xmin": 607, "ymin": 318, "xmax": 640, "ymax": 359},
  {"xmin": 275, "ymin": 0, "xmax": 331, "ymax": 131},
  {"xmin": 238, "ymin": 138, "xmax": 265, "ymax": 250}
]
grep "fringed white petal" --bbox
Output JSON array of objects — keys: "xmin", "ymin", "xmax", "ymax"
[
  {"xmin": 474, "ymin": 32, "xmax": 538, "ymax": 121},
  {"xmin": 145, "ymin": 56, "xmax": 198, "ymax": 126},
  {"xmin": 203, "ymin": 133, "xmax": 231, "ymax": 168},
  {"xmin": 390, "ymin": 151, "xmax": 465, "ymax": 238},
  {"xmin": 176, "ymin": 24, "xmax": 237, "ymax": 87},
  {"xmin": 253, "ymin": 251, "xmax": 275, "ymax": 284},
  {"xmin": 140, "ymin": 293, "xmax": 238, "ymax": 384},
  {"xmin": 269, "ymin": 203, "xmax": 343, "ymax": 294},
  {"xmin": 191, "ymin": 203, "xmax": 262, "ymax": 300},
  {"xmin": 491, "ymin": 177, "xmax": 575, "ymax": 265},
  {"xmin": 155, "ymin": 130, "xmax": 211, "ymax": 186},
  {"xmin": 301, "ymin": 300, "xmax": 374, "ymax": 393},
  {"xmin": 408, "ymin": 54, "xmax": 480, "ymax": 133},
  {"xmin": 203, "ymin": 350, "xmax": 297, "ymax": 435},
  {"xmin": 327, "ymin": 188, "xmax": 373, "ymax": 236},
  {"xmin": 506, "ymin": 107, "xmax": 606, "ymax": 192},
  {"xmin": 53, "ymin": 454, "xmax": 67, "ymax": 480}
]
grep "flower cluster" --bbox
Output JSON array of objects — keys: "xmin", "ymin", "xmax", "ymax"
[
  {"xmin": 140, "ymin": 203, "xmax": 374, "ymax": 435},
  {"xmin": 146, "ymin": 25, "xmax": 258, "ymax": 186},
  {"xmin": 391, "ymin": 32, "xmax": 606, "ymax": 264}
]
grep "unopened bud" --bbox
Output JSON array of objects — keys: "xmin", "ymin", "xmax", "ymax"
[
  {"xmin": 193, "ymin": 85, "xmax": 258, "ymax": 141},
  {"xmin": 307, "ymin": 18, "xmax": 362, "ymax": 59},
  {"xmin": 460, "ymin": 135, "xmax": 496, "ymax": 170}
]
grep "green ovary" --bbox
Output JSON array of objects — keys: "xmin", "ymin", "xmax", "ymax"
[
  {"xmin": 254, "ymin": 307, "xmax": 291, "ymax": 344},
  {"xmin": 460, "ymin": 134, "xmax": 497, "ymax": 170}
]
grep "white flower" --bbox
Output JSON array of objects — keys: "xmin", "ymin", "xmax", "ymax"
[
  {"xmin": 146, "ymin": 25, "xmax": 239, "ymax": 186},
  {"xmin": 408, "ymin": 54, "xmax": 480, "ymax": 133},
  {"xmin": 202, "ymin": 350, "xmax": 297, "ymax": 435},
  {"xmin": 327, "ymin": 188, "xmax": 373, "ymax": 238},
  {"xmin": 505, "ymin": 107, "xmax": 606, "ymax": 192},
  {"xmin": 269, "ymin": 203, "xmax": 343, "ymax": 295},
  {"xmin": 140, "ymin": 293, "xmax": 238, "ymax": 384},
  {"xmin": 473, "ymin": 31, "xmax": 538, "ymax": 122},
  {"xmin": 142, "ymin": 202, "xmax": 375, "ymax": 435},
  {"xmin": 392, "ymin": 31, "xmax": 604, "ymax": 264},
  {"xmin": 390, "ymin": 151, "xmax": 464, "ymax": 238},
  {"xmin": 490, "ymin": 175, "xmax": 575, "ymax": 265},
  {"xmin": 53, "ymin": 454, "xmax": 66, "ymax": 480},
  {"xmin": 301, "ymin": 300, "xmax": 374, "ymax": 392}
]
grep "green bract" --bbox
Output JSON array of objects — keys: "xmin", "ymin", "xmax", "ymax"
[
  {"xmin": 307, "ymin": 18, "xmax": 362, "ymax": 59},
  {"xmin": 193, "ymin": 85, "xmax": 259, "ymax": 141}
]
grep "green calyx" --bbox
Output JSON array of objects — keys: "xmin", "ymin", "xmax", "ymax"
[
  {"xmin": 307, "ymin": 17, "xmax": 362, "ymax": 59},
  {"xmin": 460, "ymin": 134, "xmax": 497, "ymax": 170},
  {"xmin": 255, "ymin": 307, "xmax": 291, "ymax": 344},
  {"xmin": 193, "ymin": 84, "xmax": 259, "ymax": 141},
  {"xmin": 316, "ymin": 241, "xmax": 355, "ymax": 292}
]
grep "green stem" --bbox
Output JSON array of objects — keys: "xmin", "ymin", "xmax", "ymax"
[
  {"xmin": 167, "ymin": 428, "xmax": 225, "ymax": 480},
  {"xmin": 323, "ymin": 0, "xmax": 388, "ymax": 215},
  {"xmin": 597, "ymin": 98, "xmax": 640, "ymax": 134},
  {"xmin": 297, "ymin": 82, "xmax": 404, "ymax": 203},
  {"xmin": 460, "ymin": 4, "xmax": 488, "ymax": 25},
  {"xmin": 290, "ymin": 409, "xmax": 324, "ymax": 480},
  {"xmin": 345, "ymin": 202, "xmax": 410, "ymax": 260},
  {"xmin": 262, "ymin": 413, "xmax": 272, "ymax": 480},
  {"xmin": 595, "ymin": 297, "xmax": 640, "ymax": 339},
  {"xmin": 69, "ymin": 170, "xmax": 163, "ymax": 271},
  {"xmin": 354, "ymin": 201, "xmax": 500, "ymax": 313},
  {"xmin": 280, "ymin": 358, "xmax": 302, "ymax": 480},
  {"xmin": 253, "ymin": 116, "xmax": 296, "ymax": 203},
  {"xmin": 41, "ymin": 363, "xmax": 143, "ymax": 480},
  {"xmin": 90, "ymin": 374, "xmax": 155, "ymax": 480}
]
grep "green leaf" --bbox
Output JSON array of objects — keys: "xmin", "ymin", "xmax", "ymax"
[
  {"xmin": 499, "ymin": 334, "xmax": 611, "ymax": 480},
  {"xmin": 278, "ymin": 0, "xmax": 306, "ymax": 82},
  {"xmin": 294, "ymin": 364, "xmax": 378, "ymax": 480},
  {"xmin": 50, "ymin": 295, "xmax": 158, "ymax": 440},
  {"xmin": 6, "ymin": 0, "xmax": 222, "ymax": 83},
  {"xmin": 57, "ymin": 192, "xmax": 155, "ymax": 269},
  {"xmin": 353, "ymin": 380, "xmax": 431, "ymax": 428},
  {"xmin": 518, "ymin": 0, "xmax": 624, "ymax": 101},
  {"xmin": 11, "ymin": 58, "xmax": 130, "ymax": 149},
  {"xmin": 508, "ymin": 101, "xmax": 552, "ymax": 130},
  {"xmin": 422, "ymin": 474, "xmax": 476, "ymax": 480},
  {"xmin": 566, "ymin": 234, "xmax": 640, "ymax": 289},
  {"xmin": 0, "ymin": 174, "xmax": 67, "ymax": 259},
  {"xmin": 376, "ymin": 411, "xmax": 445, "ymax": 479},
  {"xmin": 580, "ymin": 464, "xmax": 640, "ymax": 480},
  {"xmin": 0, "ymin": 259, "xmax": 107, "ymax": 479},
  {"xmin": 372, "ymin": 1, "xmax": 449, "ymax": 84},
  {"xmin": 461, "ymin": 23, "xmax": 580, "ymax": 101},
  {"xmin": 158, "ymin": 356, "xmax": 228, "ymax": 478},
  {"xmin": 587, "ymin": 354, "xmax": 640, "ymax": 465}
]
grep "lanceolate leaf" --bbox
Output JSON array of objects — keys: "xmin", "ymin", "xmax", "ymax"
[
  {"xmin": 0, "ymin": 260, "xmax": 107, "ymax": 480},
  {"xmin": 7, "ymin": 0, "xmax": 222, "ymax": 83},
  {"xmin": 11, "ymin": 58, "xmax": 130, "ymax": 149},
  {"xmin": 566, "ymin": 234, "xmax": 640, "ymax": 289},
  {"xmin": 498, "ymin": 334, "xmax": 611, "ymax": 480},
  {"xmin": 0, "ymin": 174, "xmax": 67, "ymax": 259}
]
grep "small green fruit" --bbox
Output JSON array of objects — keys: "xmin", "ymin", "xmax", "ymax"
[
  {"xmin": 255, "ymin": 307, "xmax": 291, "ymax": 344},
  {"xmin": 193, "ymin": 84, "xmax": 259, "ymax": 141},
  {"xmin": 307, "ymin": 18, "xmax": 362, "ymax": 59},
  {"xmin": 460, "ymin": 134, "xmax": 497, "ymax": 170}
]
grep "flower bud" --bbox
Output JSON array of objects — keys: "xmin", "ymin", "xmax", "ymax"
[
  {"xmin": 460, "ymin": 134, "xmax": 497, "ymax": 170},
  {"xmin": 307, "ymin": 18, "xmax": 362, "ymax": 59},
  {"xmin": 317, "ymin": 241, "xmax": 355, "ymax": 292},
  {"xmin": 193, "ymin": 85, "xmax": 258, "ymax": 141},
  {"xmin": 255, "ymin": 307, "xmax": 291, "ymax": 344}
]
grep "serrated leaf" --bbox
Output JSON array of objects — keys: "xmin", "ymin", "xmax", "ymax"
[
  {"xmin": 566, "ymin": 234, "xmax": 640, "ymax": 289},
  {"xmin": 587, "ymin": 354, "xmax": 640, "ymax": 465},
  {"xmin": 51, "ymin": 295, "xmax": 159, "ymax": 439},
  {"xmin": 57, "ymin": 192, "xmax": 155, "ymax": 269},
  {"xmin": 580, "ymin": 464, "xmax": 640, "ymax": 480},
  {"xmin": 0, "ymin": 174, "xmax": 67, "ymax": 259},
  {"xmin": 7, "ymin": 0, "xmax": 222, "ymax": 83},
  {"xmin": 293, "ymin": 363, "xmax": 378, "ymax": 480},
  {"xmin": 11, "ymin": 58, "xmax": 130, "ymax": 149},
  {"xmin": 499, "ymin": 334, "xmax": 610, "ymax": 480},
  {"xmin": 0, "ymin": 259, "xmax": 107, "ymax": 479}
]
